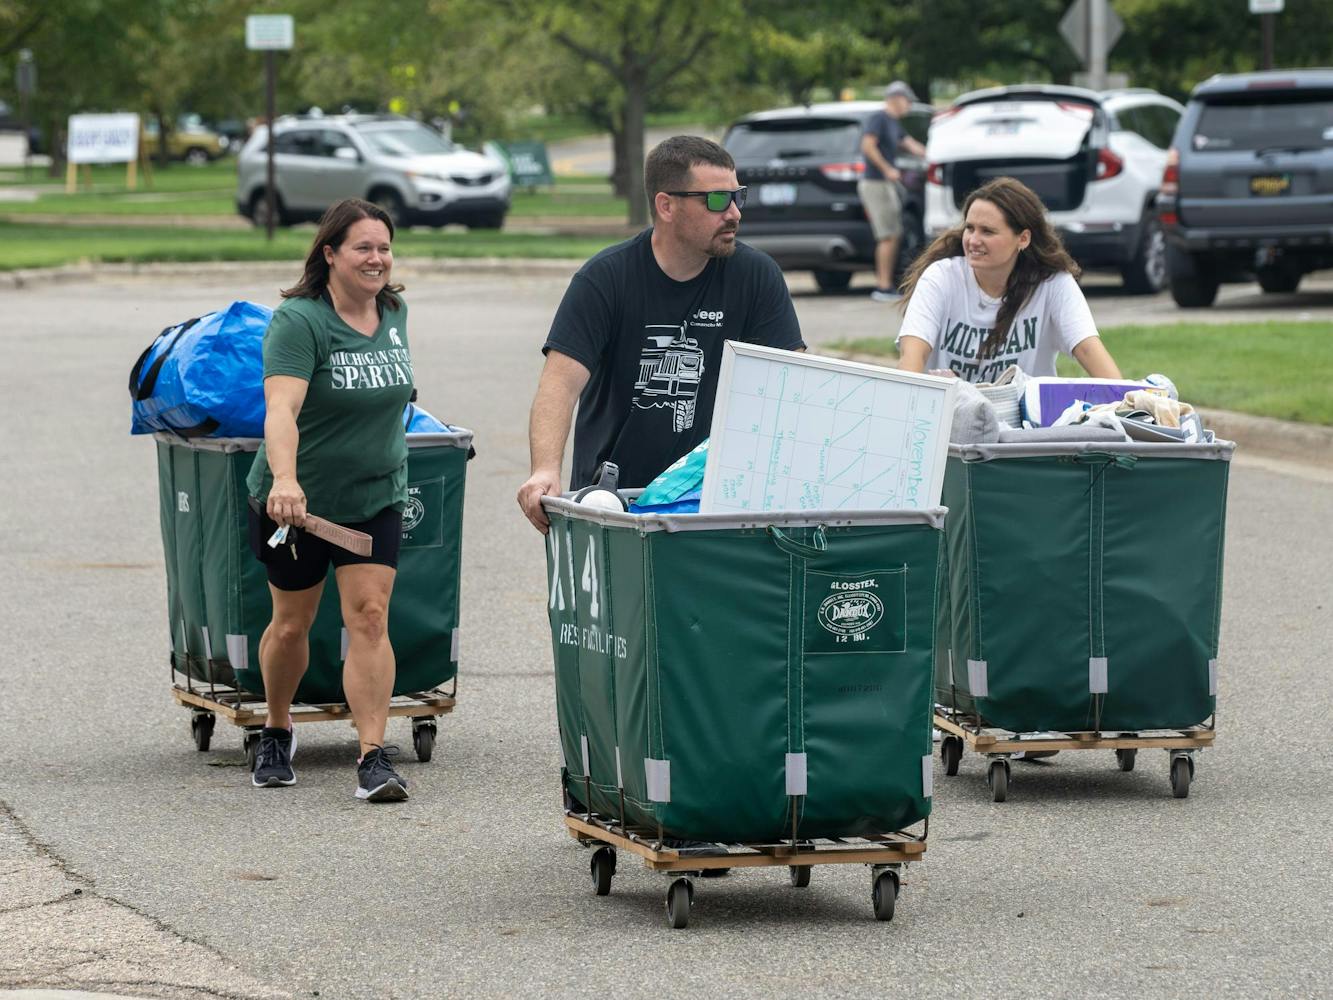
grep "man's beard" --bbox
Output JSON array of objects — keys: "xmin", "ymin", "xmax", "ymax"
[{"xmin": 707, "ymin": 229, "xmax": 738, "ymax": 258}]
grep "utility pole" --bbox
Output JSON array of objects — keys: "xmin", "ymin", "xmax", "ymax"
[
  {"xmin": 16, "ymin": 49, "xmax": 35, "ymax": 178},
  {"xmin": 1088, "ymin": 0, "xmax": 1107, "ymax": 91}
]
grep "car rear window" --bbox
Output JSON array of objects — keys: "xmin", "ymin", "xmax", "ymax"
[
  {"xmin": 725, "ymin": 118, "xmax": 863, "ymax": 161},
  {"xmin": 1193, "ymin": 90, "xmax": 1333, "ymax": 151}
]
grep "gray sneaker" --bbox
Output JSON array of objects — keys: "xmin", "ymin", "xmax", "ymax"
[
  {"xmin": 870, "ymin": 288, "xmax": 902, "ymax": 302},
  {"xmin": 356, "ymin": 745, "xmax": 409, "ymax": 802},
  {"xmin": 252, "ymin": 726, "xmax": 297, "ymax": 788}
]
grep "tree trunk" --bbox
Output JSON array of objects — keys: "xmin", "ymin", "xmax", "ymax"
[
  {"xmin": 155, "ymin": 111, "xmax": 171, "ymax": 169},
  {"xmin": 624, "ymin": 65, "xmax": 647, "ymax": 227},
  {"xmin": 610, "ymin": 124, "xmax": 629, "ymax": 197}
]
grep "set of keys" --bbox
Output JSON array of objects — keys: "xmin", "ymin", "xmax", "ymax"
[{"xmin": 266, "ymin": 524, "xmax": 298, "ymax": 560}]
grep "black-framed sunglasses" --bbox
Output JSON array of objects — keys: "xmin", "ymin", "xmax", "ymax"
[{"xmin": 665, "ymin": 187, "xmax": 748, "ymax": 212}]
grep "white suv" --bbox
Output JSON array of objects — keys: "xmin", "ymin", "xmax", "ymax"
[
  {"xmin": 235, "ymin": 113, "xmax": 511, "ymax": 229},
  {"xmin": 924, "ymin": 85, "xmax": 1183, "ymax": 293}
]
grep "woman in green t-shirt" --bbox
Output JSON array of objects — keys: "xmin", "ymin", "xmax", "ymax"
[{"xmin": 244, "ymin": 198, "xmax": 416, "ymax": 803}]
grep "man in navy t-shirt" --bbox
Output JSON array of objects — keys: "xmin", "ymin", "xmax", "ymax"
[
  {"xmin": 860, "ymin": 81, "xmax": 928, "ymax": 302},
  {"xmin": 516, "ymin": 135, "xmax": 806, "ymax": 532}
]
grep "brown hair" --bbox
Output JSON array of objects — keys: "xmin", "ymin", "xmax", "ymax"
[
  {"xmin": 900, "ymin": 177, "xmax": 1080, "ymax": 358},
  {"xmin": 281, "ymin": 198, "xmax": 404, "ymax": 310},
  {"xmin": 644, "ymin": 136, "xmax": 735, "ymax": 220}
]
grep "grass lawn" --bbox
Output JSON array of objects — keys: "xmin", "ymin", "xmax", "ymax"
[
  {"xmin": 0, "ymin": 221, "xmax": 614, "ymax": 271},
  {"xmin": 829, "ymin": 322, "xmax": 1333, "ymax": 425},
  {"xmin": 0, "ymin": 159, "xmax": 628, "ymax": 219}
]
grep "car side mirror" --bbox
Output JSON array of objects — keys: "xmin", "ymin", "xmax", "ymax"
[{"xmin": 333, "ymin": 146, "xmax": 360, "ymax": 162}]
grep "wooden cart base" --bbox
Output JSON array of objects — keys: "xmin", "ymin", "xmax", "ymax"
[
  {"xmin": 934, "ymin": 711, "xmax": 1214, "ymax": 802},
  {"xmin": 564, "ymin": 811, "xmax": 925, "ymax": 928},
  {"xmin": 172, "ymin": 682, "xmax": 456, "ymax": 765}
]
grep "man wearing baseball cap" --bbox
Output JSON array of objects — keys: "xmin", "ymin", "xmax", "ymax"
[{"xmin": 860, "ymin": 81, "xmax": 928, "ymax": 302}]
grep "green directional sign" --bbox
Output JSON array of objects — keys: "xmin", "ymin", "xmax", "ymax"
[{"xmin": 493, "ymin": 140, "xmax": 554, "ymax": 188}]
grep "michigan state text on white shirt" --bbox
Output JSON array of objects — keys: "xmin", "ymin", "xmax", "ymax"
[
  {"xmin": 328, "ymin": 347, "xmax": 415, "ymax": 389},
  {"xmin": 896, "ymin": 256, "xmax": 1100, "ymax": 382}
]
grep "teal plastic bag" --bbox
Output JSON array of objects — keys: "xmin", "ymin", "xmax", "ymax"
[{"xmin": 635, "ymin": 439, "xmax": 708, "ymax": 508}]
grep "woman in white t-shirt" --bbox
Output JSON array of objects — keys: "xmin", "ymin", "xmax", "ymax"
[{"xmin": 896, "ymin": 177, "xmax": 1122, "ymax": 383}]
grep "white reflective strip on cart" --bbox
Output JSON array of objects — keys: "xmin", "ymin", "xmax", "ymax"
[
  {"xmin": 451, "ymin": 628, "xmax": 460, "ymax": 662},
  {"xmin": 200, "ymin": 626, "xmax": 212, "ymax": 662},
  {"xmin": 967, "ymin": 659, "xmax": 989, "ymax": 697},
  {"xmin": 179, "ymin": 619, "xmax": 188, "ymax": 653},
  {"xmin": 785, "ymin": 752, "xmax": 808, "ymax": 796},
  {"xmin": 922, "ymin": 755, "xmax": 933, "ymax": 798},
  {"xmin": 615, "ymin": 746, "xmax": 624, "ymax": 789},
  {"xmin": 1209, "ymin": 659, "xmax": 1218, "ymax": 696},
  {"xmin": 226, "ymin": 634, "xmax": 248, "ymax": 669},
  {"xmin": 558, "ymin": 739, "xmax": 567, "ymax": 770},
  {"xmin": 340, "ymin": 628, "xmax": 349, "ymax": 661},
  {"xmin": 580, "ymin": 735, "xmax": 590, "ymax": 775},
  {"xmin": 645, "ymin": 758, "xmax": 671, "ymax": 803},
  {"xmin": 1089, "ymin": 657, "xmax": 1108, "ymax": 694}
]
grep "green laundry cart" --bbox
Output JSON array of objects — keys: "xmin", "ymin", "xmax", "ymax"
[
  {"xmin": 155, "ymin": 429, "xmax": 472, "ymax": 765},
  {"xmin": 933, "ymin": 440, "xmax": 1233, "ymax": 801},
  {"xmin": 542, "ymin": 495, "xmax": 944, "ymax": 928}
]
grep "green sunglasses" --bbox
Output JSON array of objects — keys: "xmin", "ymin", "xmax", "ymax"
[{"xmin": 665, "ymin": 187, "xmax": 748, "ymax": 212}]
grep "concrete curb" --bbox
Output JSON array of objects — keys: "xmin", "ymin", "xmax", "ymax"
[{"xmin": 0, "ymin": 256, "xmax": 585, "ymax": 289}]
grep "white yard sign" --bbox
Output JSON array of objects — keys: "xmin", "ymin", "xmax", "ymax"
[
  {"xmin": 700, "ymin": 343, "xmax": 957, "ymax": 514},
  {"xmin": 66, "ymin": 113, "xmax": 140, "ymax": 164}
]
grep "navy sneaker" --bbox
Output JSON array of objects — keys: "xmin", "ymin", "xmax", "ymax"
[
  {"xmin": 356, "ymin": 745, "xmax": 409, "ymax": 802},
  {"xmin": 252, "ymin": 726, "xmax": 297, "ymax": 788}
]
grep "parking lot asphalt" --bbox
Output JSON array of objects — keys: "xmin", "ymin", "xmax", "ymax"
[{"xmin": 1, "ymin": 264, "xmax": 1330, "ymax": 999}]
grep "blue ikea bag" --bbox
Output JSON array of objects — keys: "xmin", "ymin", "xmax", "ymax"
[{"xmin": 129, "ymin": 301, "xmax": 272, "ymax": 438}]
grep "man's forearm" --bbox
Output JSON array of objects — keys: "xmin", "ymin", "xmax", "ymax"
[{"xmin": 528, "ymin": 378, "xmax": 578, "ymax": 475}]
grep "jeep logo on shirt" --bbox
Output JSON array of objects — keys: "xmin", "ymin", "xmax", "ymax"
[{"xmin": 690, "ymin": 308, "xmax": 725, "ymax": 328}]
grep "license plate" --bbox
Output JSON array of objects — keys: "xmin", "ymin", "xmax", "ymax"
[
  {"xmin": 759, "ymin": 183, "xmax": 797, "ymax": 207},
  {"xmin": 985, "ymin": 122, "xmax": 1022, "ymax": 136},
  {"xmin": 1250, "ymin": 173, "xmax": 1292, "ymax": 196}
]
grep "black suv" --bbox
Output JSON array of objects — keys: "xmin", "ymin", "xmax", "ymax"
[
  {"xmin": 723, "ymin": 100, "xmax": 932, "ymax": 293},
  {"xmin": 1158, "ymin": 69, "xmax": 1333, "ymax": 307}
]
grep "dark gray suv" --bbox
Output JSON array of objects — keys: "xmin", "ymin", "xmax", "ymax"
[
  {"xmin": 1158, "ymin": 69, "xmax": 1333, "ymax": 307},
  {"xmin": 723, "ymin": 100, "xmax": 932, "ymax": 293}
]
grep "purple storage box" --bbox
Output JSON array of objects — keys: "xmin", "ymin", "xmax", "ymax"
[{"xmin": 1021, "ymin": 377, "xmax": 1151, "ymax": 427}]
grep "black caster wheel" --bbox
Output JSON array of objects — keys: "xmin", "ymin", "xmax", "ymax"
[
  {"xmin": 1170, "ymin": 755, "xmax": 1193, "ymax": 799},
  {"xmin": 942, "ymin": 736, "xmax": 962, "ymax": 776},
  {"xmin": 871, "ymin": 870, "xmax": 899, "ymax": 921},
  {"xmin": 789, "ymin": 865, "xmax": 811, "ymax": 888},
  {"xmin": 590, "ymin": 846, "xmax": 615, "ymax": 896},
  {"xmin": 191, "ymin": 711, "xmax": 215, "ymax": 752},
  {"xmin": 413, "ymin": 723, "xmax": 436, "ymax": 763},
  {"xmin": 243, "ymin": 730, "xmax": 261, "ymax": 771},
  {"xmin": 665, "ymin": 877, "xmax": 693, "ymax": 929},
  {"xmin": 987, "ymin": 759, "xmax": 1010, "ymax": 802},
  {"xmin": 1116, "ymin": 748, "xmax": 1137, "ymax": 772}
]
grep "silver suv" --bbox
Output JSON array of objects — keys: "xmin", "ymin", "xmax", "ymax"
[
  {"xmin": 1158, "ymin": 69, "xmax": 1333, "ymax": 307},
  {"xmin": 235, "ymin": 113, "xmax": 511, "ymax": 229}
]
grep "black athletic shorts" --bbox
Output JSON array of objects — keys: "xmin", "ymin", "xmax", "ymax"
[{"xmin": 247, "ymin": 500, "xmax": 403, "ymax": 592}]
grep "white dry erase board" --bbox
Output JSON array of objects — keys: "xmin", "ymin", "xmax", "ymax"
[{"xmin": 700, "ymin": 342, "xmax": 958, "ymax": 514}]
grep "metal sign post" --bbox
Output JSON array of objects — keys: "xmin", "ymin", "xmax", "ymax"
[
  {"xmin": 1250, "ymin": 0, "xmax": 1283, "ymax": 70},
  {"xmin": 245, "ymin": 15, "xmax": 294, "ymax": 241},
  {"xmin": 1059, "ymin": 0, "xmax": 1123, "ymax": 90},
  {"xmin": 15, "ymin": 49, "xmax": 35, "ymax": 177}
]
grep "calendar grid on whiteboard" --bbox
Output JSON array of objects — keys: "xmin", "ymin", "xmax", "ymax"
[{"xmin": 702, "ymin": 343, "xmax": 957, "ymax": 515}]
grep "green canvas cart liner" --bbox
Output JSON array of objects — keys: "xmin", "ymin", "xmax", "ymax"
[
  {"xmin": 154, "ymin": 429, "xmax": 471, "ymax": 703},
  {"xmin": 543, "ymin": 498, "xmax": 945, "ymax": 844},
  {"xmin": 935, "ymin": 440, "xmax": 1233, "ymax": 735}
]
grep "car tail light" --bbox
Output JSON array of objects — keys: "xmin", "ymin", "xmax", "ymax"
[
  {"xmin": 1248, "ymin": 78, "xmax": 1296, "ymax": 89},
  {"xmin": 1158, "ymin": 147, "xmax": 1180, "ymax": 225},
  {"xmin": 821, "ymin": 161, "xmax": 864, "ymax": 182},
  {"xmin": 1093, "ymin": 148, "xmax": 1123, "ymax": 180},
  {"xmin": 927, "ymin": 162, "xmax": 944, "ymax": 185},
  {"xmin": 1057, "ymin": 101, "xmax": 1095, "ymax": 118},
  {"xmin": 931, "ymin": 107, "xmax": 961, "ymax": 125},
  {"xmin": 1160, "ymin": 148, "xmax": 1180, "ymax": 196}
]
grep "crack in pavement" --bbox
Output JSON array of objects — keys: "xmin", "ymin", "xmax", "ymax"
[{"xmin": 0, "ymin": 798, "xmax": 291, "ymax": 1000}]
